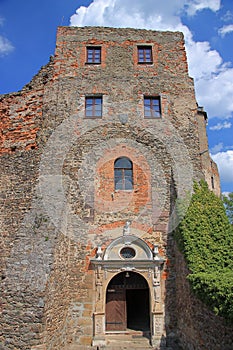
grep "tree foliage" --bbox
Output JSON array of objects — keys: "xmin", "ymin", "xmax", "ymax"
[
  {"xmin": 175, "ymin": 180, "xmax": 233, "ymax": 322},
  {"xmin": 222, "ymin": 192, "xmax": 233, "ymax": 224}
]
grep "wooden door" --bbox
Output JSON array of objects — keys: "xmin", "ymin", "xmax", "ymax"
[{"xmin": 106, "ymin": 289, "xmax": 126, "ymax": 331}]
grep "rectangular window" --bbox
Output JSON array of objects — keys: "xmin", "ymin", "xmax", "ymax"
[
  {"xmin": 86, "ymin": 47, "xmax": 101, "ymax": 64},
  {"xmin": 138, "ymin": 46, "xmax": 153, "ymax": 64},
  {"xmin": 144, "ymin": 96, "xmax": 161, "ymax": 118},
  {"xmin": 85, "ymin": 96, "xmax": 102, "ymax": 118}
]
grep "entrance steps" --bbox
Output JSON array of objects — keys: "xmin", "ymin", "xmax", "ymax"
[
  {"xmin": 65, "ymin": 331, "xmax": 174, "ymax": 350},
  {"xmin": 65, "ymin": 343, "xmax": 173, "ymax": 350},
  {"xmin": 65, "ymin": 341, "xmax": 173, "ymax": 350},
  {"xmin": 105, "ymin": 330, "xmax": 152, "ymax": 350},
  {"xmin": 105, "ymin": 332, "xmax": 152, "ymax": 348}
]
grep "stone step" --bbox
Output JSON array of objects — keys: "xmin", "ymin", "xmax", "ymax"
[
  {"xmin": 65, "ymin": 345, "xmax": 173, "ymax": 350},
  {"xmin": 65, "ymin": 332, "xmax": 174, "ymax": 350},
  {"xmin": 65, "ymin": 337, "xmax": 152, "ymax": 349},
  {"xmin": 65, "ymin": 346, "xmax": 152, "ymax": 350},
  {"xmin": 102, "ymin": 347, "xmax": 173, "ymax": 350},
  {"xmin": 100, "ymin": 347, "xmax": 152, "ymax": 349},
  {"xmin": 65, "ymin": 345, "xmax": 153, "ymax": 349},
  {"xmin": 105, "ymin": 331, "xmax": 152, "ymax": 347}
]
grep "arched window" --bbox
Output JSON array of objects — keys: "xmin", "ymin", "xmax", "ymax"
[{"xmin": 114, "ymin": 157, "xmax": 133, "ymax": 190}]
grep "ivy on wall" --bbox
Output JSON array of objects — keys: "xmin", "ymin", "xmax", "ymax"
[{"xmin": 175, "ymin": 180, "xmax": 233, "ymax": 322}]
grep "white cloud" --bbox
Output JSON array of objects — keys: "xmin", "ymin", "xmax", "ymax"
[
  {"xmin": 212, "ymin": 150, "xmax": 233, "ymax": 183},
  {"xmin": 222, "ymin": 191, "xmax": 230, "ymax": 197},
  {"xmin": 210, "ymin": 143, "xmax": 233, "ymax": 155},
  {"xmin": 0, "ymin": 16, "xmax": 14, "ymax": 56},
  {"xmin": 185, "ymin": 41, "xmax": 222, "ymax": 80},
  {"xmin": 0, "ymin": 35, "xmax": 14, "ymax": 56},
  {"xmin": 210, "ymin": 142, "xmax": 224, "ymax": 154},
  {"xmin": 70, "ymin": 0, "xmax": 184, "ymax": 30},
  {"xmin": 194, "ymin": 67, "xmax": 233, "ymax": 118},
  {"xmin": 209, "ymin": 121, "xmax": 232, "ymax": 131},
  {"xmin": 218, "ymin": 24, "xmax": 233, "ymax": 37},
  {"xmin": 70, "ymin": 0, "xmax": 233, "ymax": 120},
  {"xmin": 186, "ymin": 0, "xmax": 220, "ymax": 16},
  {"xmin": 70, "ymin": 0, "xmax": 221, "ymax": 28},
  {"xmin": 221, "ymin": 10, "xmax": 233, "ymax": 22}
]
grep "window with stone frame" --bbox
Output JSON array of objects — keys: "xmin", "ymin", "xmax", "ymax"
[
  {"xmin": 85, "ymin": 96, "xmax": 102, "ymax": 118},
  {"xmin": 137, "ymin": 46, "xmax": 153, "ymax": 64},
  {"xmin": 114, "ymin": 157, "xmax": 133, "ymax": 190},
  {"xmin": 86, "ymin": 46, "xmax": 101, "ymax": 64},
  {"xmin": 144, "ymin": 96, "xmax": 161, "ymax": 118}
]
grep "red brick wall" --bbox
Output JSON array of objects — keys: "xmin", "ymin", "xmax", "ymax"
[{"xmin": 0, "ymin": 91, "xmax": 42, "ymax": 154}]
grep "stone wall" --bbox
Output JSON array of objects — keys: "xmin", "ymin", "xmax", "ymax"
[
  {"xmin": 0, "ymin": 26, "xmax": 223, "ymax": 349},
  {"xmin": 175, "ymin": 245, "xmax": 233, "ymax": 350},
  {"xmin": 0, "ymin": 61, "xmax": 53, "ymax": 155},
  {"xmin": 0, "ymin": 149, "xmax": 57, "ymax": 349},
  {"xmin": 196, "ymin": 108, "xmax": 220, "ymax": 196}
]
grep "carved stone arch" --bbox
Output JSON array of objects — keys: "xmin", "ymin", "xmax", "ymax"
[{"xmin": 103, "ymin": 235, "xmax": 153, "ymax": 261}]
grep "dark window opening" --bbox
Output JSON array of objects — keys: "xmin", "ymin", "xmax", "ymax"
[
  {"xmin": 144, "ymin": 96, "xmax": 161, "ymax": 118},
  {"xmin": 86, "ymin": 47, "xmax": 101, "ymax": 64},
  {"xmin": 85, "ymin": 96, "xmax": 102, "ymax": 118},
  {"xmin": 211, "ymin": 176, "xmax": 215, "ymax": 189},
  {"xmin": 114, "ymin": 157, "xmax": 133, "ymax": 190},
  {"xmin": 138, "ymin": 46, "xmax": 153, "ymax": 64}
]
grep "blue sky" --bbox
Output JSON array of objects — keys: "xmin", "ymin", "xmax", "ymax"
[{"xmin": 0, "ymin": 0, "xmax": 233, "ymax": 193}]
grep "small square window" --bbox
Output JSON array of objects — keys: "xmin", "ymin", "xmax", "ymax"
[
  {"xmin": 85, "ymin": 96, "xmax": 102, "ymax": 118},
  {"xmin": 138, "ymin": 46, "xmax": 153, "ymax": 64},
  {"xmin": 144, "ymin": 96, "xmax": 161, "ymax": 118},
  {"xmin": 86, "ymin": 47, "xmax": 101, "ymax": 64}
]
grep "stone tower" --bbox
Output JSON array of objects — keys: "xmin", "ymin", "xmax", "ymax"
[{"xmin": 1, "ymin": 27, "xmax": 224, "ymax": 350}]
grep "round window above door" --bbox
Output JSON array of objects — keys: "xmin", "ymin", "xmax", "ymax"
[{"xmin": 120, "ymin": 247, "xmax": 136, "ymax": 259}]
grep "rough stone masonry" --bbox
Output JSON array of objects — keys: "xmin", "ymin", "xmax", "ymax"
[{"xmin": 1, "ymin": 26, "xmax": 232, "ymax": 350}]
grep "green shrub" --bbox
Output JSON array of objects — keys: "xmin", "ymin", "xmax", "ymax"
[
  {"xmin": 175, "ymin": 180, "xmax": 233, "ymax": 321},
  {"xmin": 188, "ymin": 270, "xmax": 233, "ymax": 320}
]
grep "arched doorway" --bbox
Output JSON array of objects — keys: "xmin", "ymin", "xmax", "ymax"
[{"xmin": 105, "ymin": 272, "xmax": 150, "ymax": 333}]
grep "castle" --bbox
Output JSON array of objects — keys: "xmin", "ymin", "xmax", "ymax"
[{"xmin": 1, "ymin": 27, "xmax": 232, "ymax": 350}]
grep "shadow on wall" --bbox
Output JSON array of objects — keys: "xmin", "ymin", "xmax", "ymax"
[
  {"xmin": 159, "ymin": 334, "xmax": 169, "ymax": 349},
  {"xmin": 163, "ymin": 175, "xmax": 183, "ymax": 350}
]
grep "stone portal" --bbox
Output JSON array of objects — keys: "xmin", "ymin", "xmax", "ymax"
[{"xmin": 91, "ymin": 234, "xmax": 165, "ymax": 347}]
